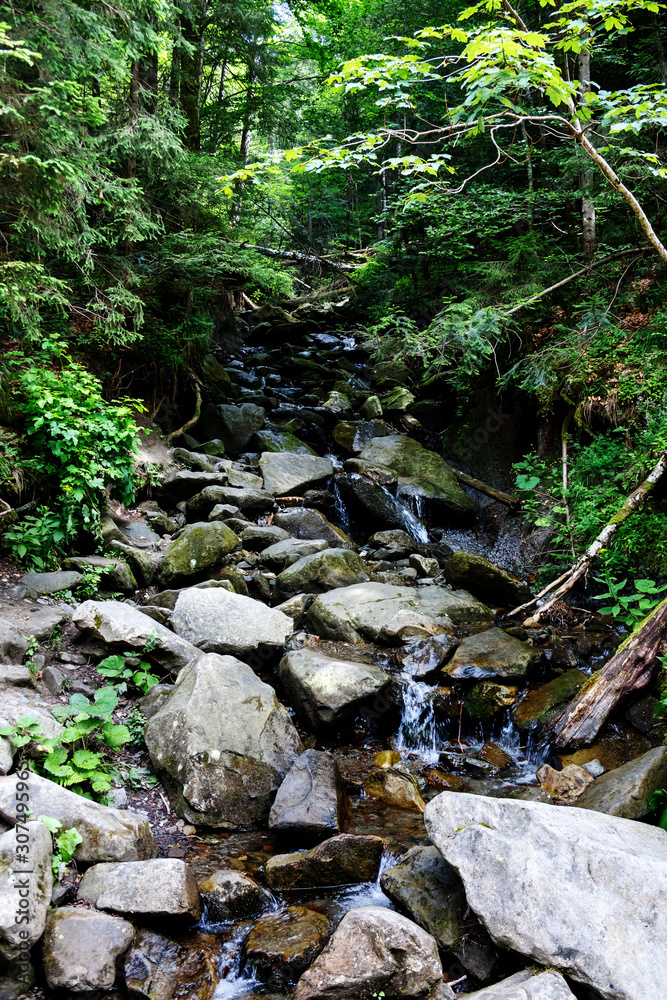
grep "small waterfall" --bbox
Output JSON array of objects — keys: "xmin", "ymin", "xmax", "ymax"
[
  {"xmin": 490, "ymin": 709, "xmax": 547, "ymax": 783},
  {"xmin": 378, "ymin": 486, "xmax": 430, "ymax": 544},
  {"xmin": 210, "ymin": 922, "xmax": 258, "ymax": 1000},
  {"xmin": 331, "ymin": 477, "xmax": 351, "ymax": 531},
  {"xmin": 396, "ymin": 676, "xmax": 440, "ymax": 763}
]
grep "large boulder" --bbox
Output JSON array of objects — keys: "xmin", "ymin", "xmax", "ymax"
[
  {"xmin": 157, "ymin": 521, "xmax": 239, "ymax": 586},
  {"xmin": 18, "ymin": 570, "xmax": 83, "ymax": 598},
  {"xmin": 77, "ymin": 859, "xmax": 201, "ymax": 919},
  {"xmin": 260, "ymin": 453, "xmax": 333, "ymax": 496},
  {"xmin": 308, "ymin": 583, "xmax": 492, "ymax": 643},
  {"xmin": 274, "ymin": 507, "xmax": 353, "ymax": 547},
  {"xmin": 359, "ymin": 435, "xmax": 476, "ymax": 521},
  {"xmin": 241, "ymin": 524, "xmax": 291, "ymax": 549},
  {"xmin": 265, "ymin": 834, "xmax": 385, "ymax": 889},
  {"xmin": 275, "ymin": 548, "xmax": 369, "ymax": 601},
  {"xmin": 42, "ymin": 907, "xmax": 134, "ymax": 992},
  {"xmin": 170, "ymin": 587, "xmax": 293, "ymax": 657},
  {"xmin": 187, "ymin": 484, "xmax": 274, "ymax": 518},
  {"xmin": 145, "ymin": 653, "xmax": 302, "ymax": 828},
  {"xmin": 124, "ymin": 928, "xmax": 225, "ymax": 1000},
  {"xmin": 575, "ymin": 746, "xmax": 667, "ymax": 819},
  {"xmin": 0, "ymin": 618, "xmax": 28, "ymax": 664},
  {"xmin": 0, "ymin": 686, "xmax": 63, "ymax": 740},
  {"xmin": 292, "ymin": 905, "xmax": 444, "ymax": 1000},
  {"xmin": 444, "ymin": 628, "xmax": 538, "ymax": 680},
  {"xmin": 425, "ymin": 792, "xmax": 667, "ymax": 1000},
  {"xmin": 158, "ymin": 470, "xmax": 228, "ymax": 505},
  {"xmin": 73, "ymin": 600, "xmax": 198, "ymax": 674},
  {"xmin": 443, "ymin": 551, "xmax": 532, "ymax": 607},
  {"xmin": 0, "ymin": 773, "xmax": 157, "ymax": 862},
  {"xmin": 64, "ymin": 554, "xmax": 137, "ymax": 593},
  {"xmin": 465, "ymin": 971, "xmax": 577, "ymax": 999},
  {"xmin": 243, "ymin": 905, "xmax": 332, "ymax": 987},
  {"xmin": 279, "ymin": 647, "xmax": 390, "ymax": 729},
  {"xmin": 251, "ymin": 429, "xmax": 318, "ymax": 455},
  {"xmin": 332, "ymin": 419, "xmax": 389, "ymax": 454},
  {"xmin": 0, "ymin": 822, "xmax": 52, "ymax": 961},
  {"xmin": 511, "ymin": 669, "xmax": 588, "ymax": 730},
  {"xmin": 259, "ymin": 538, "xmax": 328, "ymax": 571},
  {"xmin": 269, "ymin": 750, "xmax": 346, "ymax": 840},
  {"xmin": 335, "ymin": 472, "xmax": 429, "ymax": 537},
  {"xmin": 198, "ymin": 870, "xmax": 270, "ymax": 922},
  {"xmin": 200, "ymin": 402, "xmax": 265, "ymax": 454}
]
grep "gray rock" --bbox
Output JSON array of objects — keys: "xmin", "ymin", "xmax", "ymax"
[
  {"xmin": 274, "ymin": 507, "xmax": 353, "ymax": 547},
  {"xmin": 333, "ymin": 419, "xmax": 389, "ymax": 454},
  {"xmin": 425, "ymin": 791, "xmax": 667, "ymax": 1000},
  {"xmin": 200, "ymin": 402, "xmax": 265, "ymax": 454},
  {"xmin": 157, "ymin": 521, "xmax": 239, "ymax": 586},
  {"xmin": 259, "ymin": 537, "xmax": 328, "ymax": 571},
  {"xmin": 73, "ymin": 600, "xmax": 199, "ymax": 674},
  {"xmin": 158, "ymin": 470, "xmax": 229, "ymax": 506},
  {"xmin": 145, "ymin": 653, "xmax": 302, "ymax": 828},
  {"xmin": 173, "ymin": 447, "xmax": 216, "ymax": 472},
  {"xmin": 18, "ymin": 571, "xmax": 83, "ymax": 598},
  {"xmin": 308, "ymin": 582, "xmax": 491, "ymax": 644},
  {"xmin": 275, "ymin": 548, "xmax": 369, "ymax": 601},
  {"xmin": 360, "ymin": 395, "xmax": 383, "ymax": 419},
  {"xmin": 138, "ymin": 682, "xmax": 173, "ymax": 719},
  {"xmin": 265, "ymin": 834, "xmax": 385, "ymax": 889},
  {"xmin": 42, "ymin": 664, "xmax": 64, "ymax": 694},
  {"xmin": 109, "ymin": 539, "xmax": 159, "ymax": 586},
  {"xmin": 260, "ymin": 452, "xmax": 333, "ymax": 496},
  {"xmin": 269, "ymin": 750, "xmax": 347, "ymax": 840},
  {"xmin": 0, "ymin": 687, "xmax": 63, "ymax": 739},
  {"xmin": 208, "ymin": 502, "xmax": 242, "ymax": 521},
  {"xmin": 409, "ymin": 554, "xmax": 440, "ymax": 578},
  {"xmin": 575, "ymin": 746, "xmax": 667, "ymax": 819},
  {"xmin": 0, "ymin": 604, "xmax": 72, "ymax": 643},
  {"xmin": 244, "ymin": 905, "xmax": 332, "ymax": 988},
  {"xmin": 0, "ymin": 619, "xmax": 28, "ymax": 665},
  {"xmin": 198, "ymin": 869, "xmax": 270, "ymax": 921},
  {"xmin": 241, "ymin": 524, "xmax": 291, "ymax": 549},
  {"xmin": 0, "ymin": 664, "xmax": 33, "ymax": 686},
  {"xmin": 443, "ymin": 551, "xmax": 533, "ymax": 607},
  {"xmin": 189, "ymin": 485, "xmax": 274, "ymax": 518},
  {"xmin": 64, "ymin": 555, "xmax": 137, "ymax": 593},
  {"xmin": 368, "ymin": 529, "xmax": 418, "ymax": 559},
  {"xmin": 0, "ymin": 737, "xmax": 14, "ymax": 775},
  {"xmin": 77, "ymin": 858, "xmax": 201, "ymax": 918},
  {"xmin": 170, "ymin": 586, "xmax": 293, "ymax": 657},
  {"xmin": 444, "ymin": 628, "xmax": 538, "ymax": 680},
  {"xmin": 0, "ymin": 822, "xmax": 53, "ymax": 961},
  {"xmin": 336, "ymin": 472, "xmax": 428, "ymax": 536},
  {"xmin": 279, "ymin": 647, "xmax": 390, "ymax": 729},
  {"xmin": 396, "ymin": 634, "xmax": 459, "ymax": 678},
  {"xmin": 582, "ymin": 758, "xmax": 605, "ymax": 778},
  {"xmin": 42, "ymin": 907, "xmax": 134, "ymax": 991},
  {"xmin": 0, "ymin": 772, "xmax": 157, "ymax": 862},
  {"xmin": 292, "ymin": 905, "xmax": 443, "ymax": 1000},
  {"xmin": 124, "ymin": 927, "xmax": 225, "ymax": 1000},
  {"xmin": 252, "ymin": 429, "xmax": 318, "ymax": 455},
  {"xmin": 465, "ymin": 971, "xmax": 576, "ymax": 999}
]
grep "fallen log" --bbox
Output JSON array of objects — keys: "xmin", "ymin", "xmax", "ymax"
[
  {"xmin": 243, "ymin": 244, "xmax": 357, "ymax": 274},
  {"xmin": 448, "ymin": 468, "xmax": 520, "ymax": 507},
  {"xmin": 547, "ymin": 596, "xmax": 667, "ymax": 748},
  {"xmin": 510, "ymin": 447, "xmax": 667, "ymax": 624}
]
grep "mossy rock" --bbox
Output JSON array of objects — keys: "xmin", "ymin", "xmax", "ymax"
[
  {"xmin": 444, "ymin": 551, "xmax": 532, "ymax": 607},
  {"xmin": 157, "ymin": 521, "xmax": 239, "ymax": 586}
]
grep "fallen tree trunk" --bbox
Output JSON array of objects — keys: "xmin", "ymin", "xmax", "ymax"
[
  {"xmin": 243, "ymin": 244, "xmax": 357, "ymax": 274},
  {"xmin": 547, "ymin": 596, "xmax": 667, "ymax": 748},
  {"xmin": 448, "ymin": 468, "xmax": 520, "ymax": 507},
  {"xmin": 510, "ymin": 448, "xmax": 667, "ymax": 624}
]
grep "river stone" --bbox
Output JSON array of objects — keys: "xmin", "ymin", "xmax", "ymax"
[
  {"xmin": 208, "ymin": 502, "xmax": 241, "ymax": 521},
  {"xmin": 243, "ymin": 905, "xmax": 332, "ymax": 987},
  {"xmin": 396, "ymin": 634, "xmax": 459, "ymax": 678},
  {"xmin": 73, "ymin": 600, "xmax": 199, "ymax": 673},
  {"xmin": 109, "ymin": 539, "xmax": 159, "ymax": 586},
  {"xmin": 260, "ymin": 452, "xmax": 334, "ymax": 496},
  {"xmin": 443, "ymin": 552, "xmax": 532, "ymax": 607},
  {"xmin": 332, "ymin": 420, "xmax": 389, "ymax": 454},
  {"xmin": 425, "ymin": 791, "xmax": 667, "ymax": 1000},
  {"xmin": 64, "ymin": 555, "xmax": 137, "ymax": 593},
  {"xmin": 343, "ymin": 458, "xmax": 397, "ymax": 486},
  {"xmin": 444, "ymin": 628, "xmax": 538, "ymax": 680},
  {"xmin": 274, "ymin": 507, "xmax": 353, "ymax": 547},
  {"xmin": 380, "ymin": 845, "xmax": 498, "ymax": 982},
  {"xmin": 170, "ymin": 587, "xmax": 293, "ymax": 657},
  {"xmin": 158, "ymin": 470, "xmax": 228, "ymax": 505},
  {"xmin": 466, "ymin": 971, "xmax": 577, "ymax": 998},
  {"xmin": 364, "ymin": 768, "xmax": 425, "ymax": 812},
  {"xmin": 368, "ymin": 529, "xmax": 418, "ymax": 560},
  {"xmin": 537, "ymin": 763, "xmax": 594, "ymax": 804},
  {"xmin": 259, "ymin": 537, "xmax": 328, "ymax": 570},
  {"xmin": 0, "ymin": 772, "xmax": 157, "ymax": 862},
  {"xmin": 77, "ymin": 858, "xmax": 201, "ymax": 918},
  {"xmin": 574, "ymin": 746, "xmax": 667, "ymax": 819},
  {"xmin": 292, "ymin": 904, "xmax": 444, "ymax": 1000},
  {"xmin": 241, "ymin": 524, "xmax": 291, "ymax": 549},
  {"xmin": 465, "ymin": 682, "xmax": 521, "ymax": 721},
  {"xmin": 336, "ymin": 472, "xmax": 428, "ymax": 536},
  {"xmin": 42, "ymin": 907, "xmax": 134, "ymax": 991},
  {"xmin": 511, "ymin": 669, "xmax": 589, "ymax": 730},
  {"xmin": 322, "ymin": 390, "xmax": 352, "ymax": 415},
  {"xmin": 173, "ymin": 446, "xmax": 216, "ymax": 472},
  {"xmin": 0, "ymin": 822, "xmax": 52, "ymax": 961},
  {"xmin": 251, "ymin": 429, "xmax": 318, "ymax": 455},
  {"xmin": 0, "ymin": 619, "xmax": 28, "ymax": 665},
  {"xmin": 308, "ymin": 583, "xmax": 491, "ymax": 644},
  {"xmin": 145, "ymin": 653, "xmax": 302, "ymax": 828},
  {"xmin": 18, "ymin": 570, "xmax": 83, "ymax": 598},
  {"xmin": 187, "ymin": 485, "xmax": 274, "ymax": 518},
  {"xmin": 269, "ymin": 750, "xmax": 346, "ymax": 840},
  {"xmin": 198, "ymin": 870, "xmax": 269, "ymax": 922},
  {"xmin": 279, "ymin": 647, "xmax": 390, "ymax": 729},
  {"xmin": 0, "ymin": 737, "xmax": 13, "ymax": 775},
  {"xmin": 157, "ymin": 521, "xmax": 239, "ymax": 585},
  {"xmin": 409, "ymin": 553, "xmax": 440, "ymax": 578},
  {"xmin": 125, "ymin": 928, "xmax": 225, "ymax": 1000},
  {"xmin": 360, "ymin": 435, "xmax": 476, "ymax": 520},
  {"xmin": 360, "ymin": 395, "xmax": 383, "ymax": 419},
  {"xmin": 275, "ymin": 548, "xmax": 369, "ymax": 601},
  {"xmin": 200, "ymin": 402, "xmax": 265, "ymax": 454},
  {"xmin": 264, "ymin": 834, "xmax": 385, "ymax": 889}
]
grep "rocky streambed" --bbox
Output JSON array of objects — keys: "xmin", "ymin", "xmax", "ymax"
[{"xmin": 1, "ymin": 318, "xmax": 667, "ymax": 1000}]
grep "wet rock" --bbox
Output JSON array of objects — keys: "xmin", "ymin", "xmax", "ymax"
[
  {"xmin": 575, "ymin": 746, "xmax": 667, "ymax": 819},
  {"xmin": 374, "ymin": 750, "xmax": 402, "ymax": 767},
  {"xmin": 409, "ymin": 554, "xmax": 440, "ymax": 578},
  {"xmin": 0, "ymin": 619, "xmax": 28, "ymax": 665},
  {"xmin": 424, "ymin": 768, "xmax": 465, "ymax": 792},
  {"xmin": 260, "ymin": 453, "xmax": 333, "ymax": 496},
  {"xmin": 269, "ymin": 750, "xmax": 347, "ymax": 840},
  {"xmin": 279, "ymin": 647, "xmax": 390, "ymax": 729},
  {"xmin": 251, "ymin": 429, "xmax": 318, "ymax": 455},
  {"xmin": 624, "ymin": 695, "xmax": 667, "ymax": 737},
  {"xmin": 200, "ymin": 402, "xmax": 265, "ymax": 454},
  {"xmin": 188, "ymin": 484, "xmax": 274, "ymax": 518},
  {"xmin": 360, "ymin": 435, "xmax": 476, "ymax": 521},
  {"xmin": 364, "ymin": 768, "xmax": 425, "ymax": 812},
  {"xmin": 73, "ymin": 600, "xmax": 199, "ymax": 673},
  {"xmin": 275, "ymin": 548, "xmax": 369, "ymax": 601},
  {"xmin": 368, "ymin": 529, "xmax": 417, "ymax": 560},
  {"xmin": 322, "ymin": 390, "xmax": 352, "ymax": 416},
  {"xmin": 0, "ymin": 822, "xmax": 52, "ymax": 961},
  {"xmin": 157, "ymin": 521, "xmax": 239, "ymax": 586},
  {"xmin": 342, "ymin": 458, "xmax": 397, "ymax": 486},
  {"xmin": 145, "ymin": 653, "xmax": 302, "ymax": 828},
  {"xmin": 465, "ymin": 682, "xmax": 520, "ymax": 721},
  {"xmin": 425, "ymin": 791, "xmax": 667, "ymax": 1000},
  {"xmin": 265, "ymin": 834, "xmax": 385, "ymax": 889},
  {"xmin": 383, "ymin": 386, "xmax": 415, "ymax": 411},
  {"xmin": 77, "ymin": 858, "xmax": 201, "ymax": 918},
  {"xmin": 556, "ymin": 727, "xmax": 653, "ymax": 773},
  {"xmin": 42, "ymin": 907, "xmax": 134, "ymax": 991},
  {"xmin": 537, "ymin": 763, "xmax": 594, "ymax": 804},
  {"xmin": 259, "ymin": 537, "xmax": 328, "ymax": 570},
  {"xmin": 511, "ymin": 669, "xmax": 589, "ymax": 730},
  {"xmin": 479, "ymin": 742, "xmax": 514, "ymax": 771},
  {"xmin": 396, "ymin": 634, "xmax": 459, "ymax": 678},
  {"xmin": 202, "ymin": 353, "xmax": 233, "ymax": 397},
  {"xmin": 198, "ymin": 870, "xmax": 269, "ymax": 922},
  {"xmin": 274, "ymin": 507, "xmax": 353, "ymax": 547},
  {"xmin": 444, "ymin": 628, "xmax": 538, "ymax": 680},
  {"xmin": 336, "ymin": 472, "xmax": 426, "ymax": 535},
  {"xmin": 243, "ymin": 906, "xmax": 332, "ymax": 987},
  {"xmin": 443, "ymin": 552, "xmax": 532, "ymax": 607},
  {"xmin": 170, "ymin": 587, "xmax": 293, "ymax": 657},
  {"xmin": 360, "ymin": 395, "xmax": 383, "ymax": 419},
  {"xmin": 466, "ymin": 971, "xmax": 577, "ymax": 998},
  {"xmin": 332, "ymin": 420, "xmax": 389, "ymax": 454},
  {"xmin": 380, "ymin": 610, "xmax": 451, "ymax": 642},
  {"xmin": 292, "ymin": 904, "xmax": 443, "ymax": 1000},
  {"xmin": 380, "ymin": 846, "xmax": 499, "ymax": 982},
  {"xmin": 309, "ymin": 582, "xmax": 491, "ymax": 644},
  {"xmin": 18, "ymin": 570, "xmax": 83, "ymax": 598},
  {"xmin": 241, "ymin": 524, "xmax": 291, "ymax": 549},
  {"xmin": 0, "ymin": 772, "xmax": 157, "ymax": 862}
]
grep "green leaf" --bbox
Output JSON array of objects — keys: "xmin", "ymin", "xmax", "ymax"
[
  {"xmin": 71, "ymin": 748, "xmax": 103, "ymax": 770},
  {"xmin": 100, "ymin": 722, "xmax": 131, "ymax": 748}
]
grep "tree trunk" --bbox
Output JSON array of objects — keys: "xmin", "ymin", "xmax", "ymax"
[
  {"xmin": 578, "ymin": 48, "xmax": 596, "ymax": 260},
  {"xmin": 180, "ymin": 10, "xmax": 203, "ymax": 151},
  {"xmin": 547, "ymin": 597, "xmax": 667, "ymax": 747},
  {"xmin": 169, "ymin": 40, "xmax": 180, "ymax": 106},
  {"xmin": 520, "ymin": 119, "xmax": 534, "ymax": 229}
]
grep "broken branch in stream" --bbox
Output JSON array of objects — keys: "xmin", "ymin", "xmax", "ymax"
[{"xmin": 448, "ymin": 468, "xmax": 520, "ymax": 507}]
